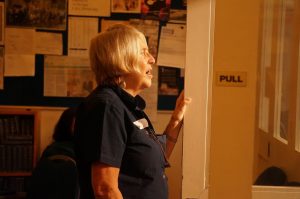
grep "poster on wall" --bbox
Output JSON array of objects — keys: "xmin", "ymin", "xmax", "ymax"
[
  {"xmin": 157, "ymin": 23, "xmax": 186, "ymax": 68},
  {"xmin": 35, "ymin": 31, "xmax": 63, "ymax": 55},
  {"xmin": 68, "ymin": 0, "xmax": 110, "ymax": 17},
  {"xmin": 68, "ymin": 17, "xmax": 99, "ymax": 57},
  {"xmin": 141, "ymin": 0, "xmax": 171, "ymax": 21},
  {"xmin": 6, "ymin": 0, "xmax": 67, "ymax": 30},
  {"xmin": 158, "ymin": 66, "xmax": 180, "ymax": 96},
  {"xmin": 4, "ymin": 28, "xmax": 35, "ymax": 76},
  {"xmin": 44, "ymin": 55, "xmax": 96, "ymax": 97}
]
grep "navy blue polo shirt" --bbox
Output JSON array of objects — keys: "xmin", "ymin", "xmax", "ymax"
[{"xmin": 74, "ymin": 85, "xmax": 169, "ymax": 199}]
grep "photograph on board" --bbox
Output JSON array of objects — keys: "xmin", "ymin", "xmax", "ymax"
[
  {"xmin": 6, "ymin": 0, "xmax": 67, "ymax": 30},
  {"xmin": 158, "ymin": 66, "xmax": 180, "ymax": 96},
  {"xmin": 111, "ymin": 0, "xmax": 141, "ymax": 13},
  {"xmin": 141, "ymin": 0, "xmax": 171, "ymax": 21}
]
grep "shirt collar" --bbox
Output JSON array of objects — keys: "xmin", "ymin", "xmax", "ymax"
[{"xmin": 102, "ymin": 85, "xmax": 146, "ymax": 111}]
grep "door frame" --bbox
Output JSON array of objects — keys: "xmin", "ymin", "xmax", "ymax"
[{"xmin": 182, "ymin": 0, "xmax": 215, "ymax": 198}]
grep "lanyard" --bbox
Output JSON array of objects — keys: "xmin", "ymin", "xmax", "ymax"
[{"xmin": 145, "ymin": 127, "xmax": 170, "ymax": 168}]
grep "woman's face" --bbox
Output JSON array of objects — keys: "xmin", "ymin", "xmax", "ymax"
[{"xmin": 123, "ymin": 38, "xmax": 155, "ymax": 96}]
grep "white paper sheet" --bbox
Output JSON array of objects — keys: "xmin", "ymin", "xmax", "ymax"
[
  {"xmin": 68, "ymin": 0, "xmax": 110, "ymax": 16},
  {"xmin": 35, "ymin": 32, "xmax": 63, "ymax": 55},
  {"xmin": 157, "ymin": 23, "xmax": 186, "ymax": 68},
  {"xmin": 4, "ymin": 54, "xmax": 35, "ymax": 76},
  {"xmin": 4, "ymin": 28, "xmax": 35, "ymax": 76},
  {"xmin": 5, "ymin": 28, "xmax": 35, "ymax": 54},
  {"xmin": 68, "ymin": 17, "xmax": 99, "ymax": 57},
  {"xmin": 44, "ymin": 55, "xmax": 96, "ymax": 97}
]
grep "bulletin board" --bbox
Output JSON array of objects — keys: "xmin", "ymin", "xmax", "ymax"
[{"xmin": 0, "ymin": 0, "xmax": 186, "ymax": 110}]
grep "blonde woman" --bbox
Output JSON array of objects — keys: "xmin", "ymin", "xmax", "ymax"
[{"xmin": 74, "ymin": 24, "xmax": 191, "ymax": 199}]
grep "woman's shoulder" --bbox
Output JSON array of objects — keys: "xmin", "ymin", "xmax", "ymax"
[
  {"xmin": 76, "ymin": 86, "xmax": 125, "ymax": 118},
  {"xmin": 41, "ymin": 141, "xmax": 75, "ymax": 159}
]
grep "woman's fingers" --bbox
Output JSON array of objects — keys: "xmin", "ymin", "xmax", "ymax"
[
  {"xmin": 173, "ymin": 93, "xmax": 192, "ymax": 121},
  {"xmin": 176, "ymin": 90, "xmax": 185, "ymax": 108}
]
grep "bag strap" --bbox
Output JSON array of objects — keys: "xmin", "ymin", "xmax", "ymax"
[{"xmin": 47, "ymin": 155, "xmax": 76, "ymax": 165}]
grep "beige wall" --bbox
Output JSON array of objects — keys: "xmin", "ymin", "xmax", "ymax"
[{"xmin": 209, "ymin": 0, "xmax": 260, "ymax": 198}]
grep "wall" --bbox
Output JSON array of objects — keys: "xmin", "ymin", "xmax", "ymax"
[
  {"xmin": 39, "ymin": 109, "xmax": 65, "ymax": 155},
  {"xmin": 209, "ymin": 0, "xmax": 260, "ymax": 198}
]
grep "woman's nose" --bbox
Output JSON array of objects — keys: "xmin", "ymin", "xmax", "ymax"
[{"xmin": 148, "ymin": 53, "xmax": 155, "ymax": 64}]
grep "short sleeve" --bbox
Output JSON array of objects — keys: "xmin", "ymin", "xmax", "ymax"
[
  {"xmin": 97, "ymin": 104, "xmax": 127, "ymax": 167},
  {"xmin": 75, "ymin": 102, "xmax": 127, "ymax": 168}
]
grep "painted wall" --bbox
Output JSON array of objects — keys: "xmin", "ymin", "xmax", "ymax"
[{"xmin": 39, "ymin": 109, "xmax": 65, "ymax": 155}]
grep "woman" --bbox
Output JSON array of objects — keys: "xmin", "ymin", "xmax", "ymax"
[
  {"xmin": 74, "ymin": 24, "xmax": 191, "ymax": 199},
  {"xmin": 27, "ymin": 107, "xmax": 79, "ymax": 199}
]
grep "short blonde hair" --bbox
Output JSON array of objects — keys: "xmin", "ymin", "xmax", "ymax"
[{"xmin": 89, "ymin": 24, "xmax": 146, "ymax": 86}]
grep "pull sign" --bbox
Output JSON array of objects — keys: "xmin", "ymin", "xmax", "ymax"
[{"xmin": 215, "ymin": 71, "xmax": 247, "ymax": 87}]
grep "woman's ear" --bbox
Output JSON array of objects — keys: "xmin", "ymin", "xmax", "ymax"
[{"xmin": 118, "ymin": 76, "xmax": 126, "ymax": 88}]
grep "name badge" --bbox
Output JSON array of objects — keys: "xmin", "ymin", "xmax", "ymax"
[{"xmin": 133, "ymin": 118, "xmax": 149, "ymax": 129}]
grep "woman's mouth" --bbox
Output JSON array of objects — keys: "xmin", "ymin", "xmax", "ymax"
[{"xmin": 146, "ymin": 70, "xmax": 153, "ymax": 78}]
